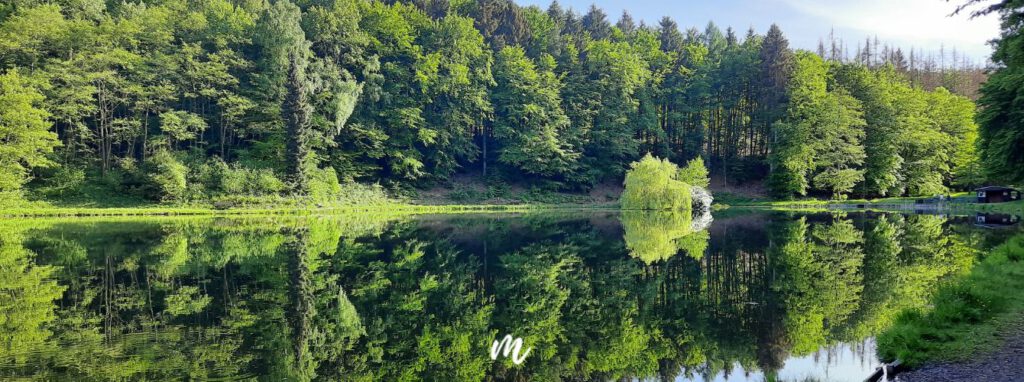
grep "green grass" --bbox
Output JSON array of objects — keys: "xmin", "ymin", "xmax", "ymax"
[
  {"xmin": 0, "ymin": 196, "xmax": 623, "ymax": 217},
  {"xmin": 0, "ymin": 203, "xmax": 620, "ymax": 218},
  {"xmin": 2, "ymin": 183, "xmax": 624, "ymax": 218},
  {"xmin": 877, "ymin": 234, "xmax": 1024, "ymax": 367}
]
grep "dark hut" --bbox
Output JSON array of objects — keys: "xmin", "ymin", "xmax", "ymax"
[{"xmin": 975, "ymin": 186, "xmax": 1020, "ymax": 203}]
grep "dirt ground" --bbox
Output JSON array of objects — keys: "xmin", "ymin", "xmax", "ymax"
[{"xmin": 895, "ymin": 324, "xmax": 1024, "ymax": 382}]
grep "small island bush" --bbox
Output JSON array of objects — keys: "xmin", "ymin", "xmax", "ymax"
[{"xmin": 621, "ymin": 154, "xmax": 698, "ymax": 210}]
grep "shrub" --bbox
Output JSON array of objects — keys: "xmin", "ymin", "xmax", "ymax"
[
  {"xmin": 621, "ymin": 154, "xmax": 692, "ymax": 210},
  {"xmin": 250, "ymin": 168, "xmax": 285, "ymax": 195},
  {"xmin": 0, "ymin": 190, "xmax": 26, "ymax": 206},
  {"xmin": 677, "ymin": 156, "xmax": 710, "ymax": 188},
  {"xmin": 192, "ymin": 158, "xmax": 284, "ymax": 198},
  {"xmin": 146, "ymin": 150, "xmax": 187, "ymax": 202},
  {"xmin": 308, "ymin": 166, "xmax": 343, "ymax": 201},
  {"xmin": 38, "ymin": 166, "xmax": 85, "ymax": 197},
  {"xmin": 447, "ymin": 185, "xmax": 478, "ymax": 202},
  {"xmin": 222, "ymin": 166, "xmax": 284, "ymax": 196},
  {"xmin": 486, "ymin": 182, "xmax": 511, "ymax": 199},
  {"xmin": 337, "ymin": 182, "xmax": 389, "ymax": 205},
  {"xmin": 192, "ymin": 157, "xmax": 229, "ymax": 195}
]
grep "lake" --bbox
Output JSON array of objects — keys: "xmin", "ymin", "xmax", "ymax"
[{"xmin": 0, "ymin": 210, "xmax": 1019, "ymax": 381}]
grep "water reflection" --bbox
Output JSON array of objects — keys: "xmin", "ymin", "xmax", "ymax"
[
  {"xmin": 0, "ymin": 211, "xmax": 1017, "ymax": 381},
  {"xmin": 975, "ymin": 212, "xmax": 1021, "ymax": 228}
]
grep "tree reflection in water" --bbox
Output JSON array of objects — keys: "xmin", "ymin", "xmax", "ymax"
[{"xmin": 0, "ymin": 211, "xmax": 1011, "ymax": 381}]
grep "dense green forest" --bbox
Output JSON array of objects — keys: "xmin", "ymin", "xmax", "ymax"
[
  {"xmin": 967, "ymin": 0, "xmax": 1024, "ymax": 186},
  {"xmin": 0, "ymin": 0, "xmax": 1015, "ymax": 205}
]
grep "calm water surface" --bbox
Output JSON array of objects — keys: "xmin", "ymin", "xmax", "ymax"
[{"xmin": 0, "ymin": 210, "xmax": 1019, "ymax": 381}]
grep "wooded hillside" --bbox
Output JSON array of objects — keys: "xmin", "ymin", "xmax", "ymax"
[{"xmin": 0, "ymin": 0, "xmax": 994, "ymax": 203}]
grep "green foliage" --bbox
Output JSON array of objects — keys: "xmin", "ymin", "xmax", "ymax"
[
  {"xmin": 0, "ymin": 0, "xmax": 986, "ymax": 205},
  {"xmin": 620, "ymin": 154, "xmax": 692, "ymax": 211},
  {"xmin": 308, "ymin": 165, "xmax": 342, "ymax": 201},
  {"xmin": 621, "ymin": 211, "xmax": 708, "ymax": 263},
  {"xmin": 145, "ymin": 150, "xmax": 188, "ymax": 202},
  {"xmin": 831, "ymin": 64, "xmax": 903, "ymax": 197},
  {"xmin": 767, "ymin": 120, "xmax": 813, "ymax": 198},
  {"xmin": 975, "ymin": 0, "xmax": 1024, "ymax": 182},
  {"xmin": 769, "ymin": 52, "xmax": 867, "ymax": 199},
  {"xmin": 0, "ymin": 69, "xmax": 59, "ymax": 192},
  {"xmin": 808, "ymin": 88, "xmax": 866, "ymax": 199},
  {"xmin": 164, "ymin": 286, "xmax": 212, "ymax": 316},
  {"xmin": 492, "ymin": 47, "xmax": 577, "ymax": 178},
  {"xmin": 878, "ymin": 234, "xmax": 1024, "ymax": 366},
  {"xmin": 220, "ymin": 165, "xmax": 285, "ymax": 197},
  {"xmin": 928, "ymin": 88, "xmax": 982, "ymax": 188},
  {"xmin": 676, "ymin": 157, "xmax": 710, "ymax": 188},
  {"xmin": 573, "ymin": 38, "xmax": 650, "ymax": 181},
  {"xmin": 36, "ymin": 165, "xmax": 85, "ymax": 198},
  {"xmin": 159, "ymin": 110, "xmax": 208, "ymax": 145}
]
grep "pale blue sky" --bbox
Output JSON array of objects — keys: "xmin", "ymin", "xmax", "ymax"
[{"xmin": 513, "ymin": 0, "xmax": 1000, "ymax": 63}]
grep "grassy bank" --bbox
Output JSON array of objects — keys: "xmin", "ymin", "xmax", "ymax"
[
  {"xmin": 1, "ymin": 182, "xmax": 624, "ymax": 217},
  {"xmin": 877, "ymin": 234, "xmax": 1024, "ymax": 367},
  {"xmin": 1, "ymin": 176, "xmax": 632, "ymax": 218},
  {"xmin": 0, "ymin": 201, "xmax": 620, "ymax": 218}
]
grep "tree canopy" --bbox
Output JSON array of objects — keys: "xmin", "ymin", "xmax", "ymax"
[{"xmin": 0, "ymin": 0, "xmax": 987, "ymax": 204}]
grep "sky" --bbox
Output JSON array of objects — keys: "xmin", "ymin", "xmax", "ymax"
[{"xmin": 513, "ymin": 0, "xmax": 1001, "ymax": 64}]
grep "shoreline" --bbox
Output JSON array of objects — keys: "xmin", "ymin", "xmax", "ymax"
[
  {"xmin": 3, "ymin": 197, "xmax": 1021, "ymax": 219},
  {"xmin": 887, "ymin": 319, "xmax": 1024, "ymax": 382},
  {"xmin": 0, "ymin": 202, "xmax": 621, "ymax": 218}
]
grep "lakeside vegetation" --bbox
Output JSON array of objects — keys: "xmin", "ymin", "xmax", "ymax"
[
  {"xmin": 878, "ymin": 234, "xmax": 1024, "ymax": 367},
  {"xmin": 0, "ymin": 203, "xmax": 612, "ymax": 218},
  {"xmin": 0, "ymin": 189, "xmax": 620, "ymax": 217},
  {"xmin": 620, "ymin": 154, "xmax": 708, "ymax": 211}
]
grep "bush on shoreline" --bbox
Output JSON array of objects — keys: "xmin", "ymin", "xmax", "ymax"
[
  {"xmin": 621, "ymin": 154, "xmax": 692, "ymax": 211},
  {"xmin": 621, "ymin": 154, "xmax": 711, "ymax": 211}
]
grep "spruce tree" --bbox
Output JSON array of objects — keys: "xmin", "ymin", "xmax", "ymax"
[
  {"xmin": 616, "ymin": 11, "xmax": 636, "ymax": 34},
  {"xmin": 657, "ymin": 17, "xmax": 684, "ymax": 53},
  {"xmin": 284, "ymin": 48, "xmax": 312, "ymax": 193},
  {"xmin": 758, "ymin": 24, "xmax": 794, "ymax": 133},
  {"xmin": 582, "ymin": 5, "xmax": 611, "ymax": 40}
]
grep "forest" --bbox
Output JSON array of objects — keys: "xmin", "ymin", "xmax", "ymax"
[{"xmin": 0, "ymin": 0, "xmax": 1019, "ymax": 205}]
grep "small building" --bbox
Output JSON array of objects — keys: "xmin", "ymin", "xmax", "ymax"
[{"xmin": 975, "ymin": 186, "xmax": 1021, "ymax": 203}]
